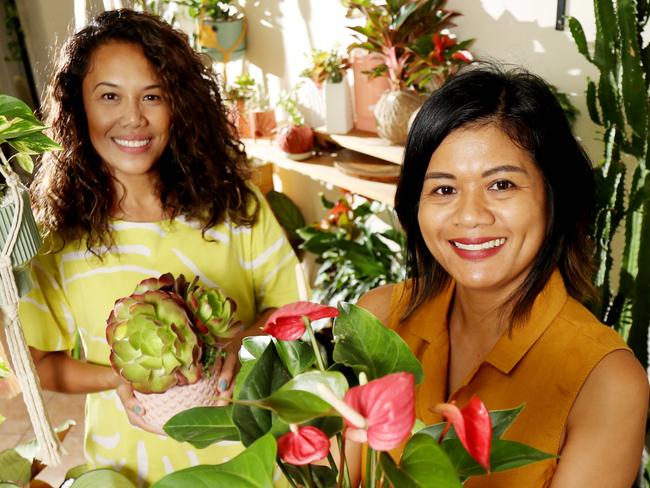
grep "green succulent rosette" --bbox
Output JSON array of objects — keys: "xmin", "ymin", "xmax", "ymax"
[
  {"xmin": 186, "ymin": 286, "xmax": 242, "ymax": 347},
  {"xmin": 106, "ymin": 289, "xmax": 202, "ymax": 393}
]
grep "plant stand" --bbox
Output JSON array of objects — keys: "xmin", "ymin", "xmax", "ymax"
[{"xmin": 0, "ymin": 164, "xmax": 63, "ymax": 466}]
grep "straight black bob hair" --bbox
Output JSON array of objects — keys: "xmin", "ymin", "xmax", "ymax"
[{"xmin": 395, "ymin": 63, "xmax": 596, "ymax": 326}]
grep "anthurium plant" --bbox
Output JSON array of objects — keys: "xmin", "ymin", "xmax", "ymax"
[
  {"xmin": 106, "ymin": 273, "xmax": 241, "ymax": 393},
  {"xmin": 152, "ymin": 302, "xmax": 553, "ymax": 487}
]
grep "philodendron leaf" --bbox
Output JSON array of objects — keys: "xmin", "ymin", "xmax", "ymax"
[
  {"xmin": 152, "ymin": 433, "xmax": 277, "ymax": 488},
  {"xmin": 442, "ymin": 438, "xmax": 555, "ymax": 481},
  {"xmin": 380, "ymin": 435, "xmax": 461, "ymax": 488},
  {"xmin": 333, "ymin": 303, "xmax": 423, "ymax": 383},
  {"xmin": 0, "ymin": 94, "xmax": 39, "ymax": 123},
  {"xmin": 232, "ymin": 343, "xmax": 292, "ymax": 446},
  {"xmin": 69, "ymin": 469, "xmax": 136, "ymax": 487},
  {"xmin": 8, "ymin": 131, "xmax": 61, "ymax": 155},
  {"xmin": 163, "ymin": 406, "xmax": 240, "ymax": 448},
  {"xmin": 274, "ymin": 339, "xmax": 315, "ymax": 376},
  {"xmin": 260, "ymin": 371, "xmax": 348, "ymax": 423},
  {"xmin": 14, "ymin": 153, "xmax": 33, "ymax": 173},
  {"xmin": 417, "ymin": 404, "xmax": 525, "ymax": 441},
  {"xmin": 0, "ymin": 449, "xmax": 30, "ymax": 486},
  {"xmin": 0, "ymin": 116, "xmax": 45, "ymax": 142}
]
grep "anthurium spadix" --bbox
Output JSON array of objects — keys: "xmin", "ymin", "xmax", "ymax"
[
  {"xmin": 263, "ymin": 301, "xmax": 339, "ymax": 340},
  {"xmin": 318, "ymin": 372, "xmax": 415, "ymax": 451},
  {"xmin": 435, "ymin": 395, "xmax": 492, "ymax": 471}
]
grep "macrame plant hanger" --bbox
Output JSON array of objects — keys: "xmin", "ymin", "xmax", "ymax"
[{"xmin": 0, "ymin": 160, "xmax": 64, "ymax": 466}]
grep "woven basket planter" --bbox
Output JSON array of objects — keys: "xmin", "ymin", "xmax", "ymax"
[
  {"xmin": 374, "ymin": 89, "xmax": 426, "ymax": 145},
  {"xmin": 0, "ymin": 187, "xmax": 41, "ymax": 303},
  {"xmin": 134, "ymin": 372, "xmax": 221, "ymax": 434}
]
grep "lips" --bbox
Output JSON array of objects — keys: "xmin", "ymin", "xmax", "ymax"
[{"xmin": 449, "ymin": 237, "xmax": 506, "ymax": 260}]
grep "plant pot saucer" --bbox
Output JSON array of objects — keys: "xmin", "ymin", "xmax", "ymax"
[{"xmin": 283, "ymin": 151, "xmax": 314, "ymax": 161}]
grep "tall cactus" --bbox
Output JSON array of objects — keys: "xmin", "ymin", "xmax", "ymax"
[{"xmin": 569, "ymin": 0, "xmax": 650, "ymax": 368}]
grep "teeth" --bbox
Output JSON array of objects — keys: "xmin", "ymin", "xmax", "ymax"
[
  {"xmin": 114, "ymin": 138, "xmax": 150, "ymax": 148},
  {"xmin": 452, "ymin": 238, "xmax": 506, "ymax": 251}
]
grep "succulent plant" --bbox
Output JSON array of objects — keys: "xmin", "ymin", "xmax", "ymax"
[
  {"xmin": 106, "ymin": 289, "xmax": 202, "ymax": 393},
  {"xmin": 186, "ymin": 286, "xmax": 242, "ymax": 347}
]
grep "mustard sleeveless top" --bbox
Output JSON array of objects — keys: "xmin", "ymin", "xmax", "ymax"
[{"xmin": 387, "ymin": 270, "xmax": 629, "ymax": 487}]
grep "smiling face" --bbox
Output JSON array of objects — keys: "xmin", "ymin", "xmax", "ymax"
[
  {"xmin": 417, "ymin": 123, "xmax": 547, "ymax": 296},
  {"xmin": 82, "ymin": 41, "xmax": 171, "ymax": 185}
]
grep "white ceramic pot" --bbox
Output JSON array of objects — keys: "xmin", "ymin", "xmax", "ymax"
[
  {"xmin": 134, "ymin": 372, "xmax": 221, "ymax": 435},
  {"xmin": 325, "ymin": 81, "xmax": 353, "ymax": 134}
]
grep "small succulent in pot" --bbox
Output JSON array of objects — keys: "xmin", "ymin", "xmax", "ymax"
[{"xmin": 106, "ymin": 273, "xmax": 241, "ymax": 394}]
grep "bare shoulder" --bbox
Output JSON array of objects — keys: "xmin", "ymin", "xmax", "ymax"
[{"xmin": 356, "ymin": 284, "xmax": 398, "ymax": 326}]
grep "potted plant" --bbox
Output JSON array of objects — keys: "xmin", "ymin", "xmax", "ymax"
[
  {"xmin": 301, "ymin": 48, "xmax": 354, "ymax": 134},
  {"xmin": 247, "ymin": 81, "xmax": 277, "ymax": 139},
  {"xmin": 225, "ymin": 72, "xmax": 256, "ymax": 138},
  {"xmin": 176, "ymin": 0, "xmax": 247, "ymax": 63},
  {"xmin": 344, "ymin": 0, "xmax": 474, "ymax": 144},
  {"xmin": 106, "ymin": 272, "xmax": 241, "ymax": 434},
  {"xmin": 275, "ymin": 87, "xmax": 315, "ymax": 161},
  {"xmin": 151, "ymin": 301, "xmax": 553, "ymax": 487}
]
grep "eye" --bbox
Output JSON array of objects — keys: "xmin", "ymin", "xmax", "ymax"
[
  {"xmin": 100, "ymin": 92, "xmax": 118, "ymax": 101},
  {"xmin": 433, "ymin": 185, "xmax": 456, "ymax": 196},
  {"xmin": 143, "ymin": 94, "xmax": 163, "ymax": 102},
  {"xmin": 489, "ymin": 180, "xmax": 516, "ymax": 191}
]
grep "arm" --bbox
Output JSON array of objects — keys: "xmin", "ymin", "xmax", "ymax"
[{"xmin": 550, "ymin": 349, "xmax": 649, "ymax": 487}]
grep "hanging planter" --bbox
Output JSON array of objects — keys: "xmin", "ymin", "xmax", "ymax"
[
  {"xmin": 373, "ymin": 89, "xmax": 426, "ymax": 145},
  {"xmin": 0, "ymin": 187, "xmax": 41, "ymax": 302},
  {"xmin": 197, "ymin": 14, "xmax": 247, "ymax": 63}
]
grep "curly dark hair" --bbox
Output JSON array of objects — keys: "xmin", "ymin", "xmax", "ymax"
[
  {"xmin": 33, "ymin": 8, "xmax": 258, "ymax": 252},
  {"xmin": 396, "ymin": 63, "xmax": 596, "ymax": 328}
]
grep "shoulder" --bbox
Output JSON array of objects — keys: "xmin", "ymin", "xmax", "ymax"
[{"xmin": 356, "ymin": 283, "xmax": 401, "ymax": 326}]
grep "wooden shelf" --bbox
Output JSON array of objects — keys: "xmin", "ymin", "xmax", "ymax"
[
  {"xmin": 318, "ymin": 128, "xmax": 404, "ymax": 165},
  {"xmin": 244, "ymin": 137, "xmax": 396, "ymax": 206}
]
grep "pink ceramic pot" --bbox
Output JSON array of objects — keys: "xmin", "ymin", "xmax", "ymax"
[{"xmin": 275, "ymin": 124, "xmax": 315, "ymax": 160}]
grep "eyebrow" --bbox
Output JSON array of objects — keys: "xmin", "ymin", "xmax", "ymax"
[
  {"xmin": 92, "ymin": 82, "xmax": 163, "ymax": 91},
  {"xmin": 423, "ymin": 164, "xmax": 529, "ymax": 180}
]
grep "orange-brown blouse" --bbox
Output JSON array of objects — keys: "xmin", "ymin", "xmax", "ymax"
[{"xmin": 387, "ymin": 270, "xmax": 629, "ymax": 487}]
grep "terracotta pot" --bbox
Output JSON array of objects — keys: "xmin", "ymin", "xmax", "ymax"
[
  {"xmin": 350, "ymin": 51, "xmax": 390, "ymax": 133},
  {"xmin": 0, "ymin": 187, "xmax": 42, "ymax": 302},
  {"xmin": 134, "ymin": 372, "xmax": 221, "ymax": 435},
  {"xmin": 249, "ymin": 110, "xmax": 277, "ymax": 139},
  {"xmin": 374, "ymin": 90, "xmax": 426, "ymax": 144},
  {"xmin": 275, "ymin": 125, "xmax": 314, "ymax": 160},
  {"xmin": 232, "ymin": 99, "xmax": 251, "ymax": 138}
]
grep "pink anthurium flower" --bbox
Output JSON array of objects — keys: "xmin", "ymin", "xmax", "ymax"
[
  {"xmin": 277, "ymin": 425, "xmax": 330, "ymax": 466},
  {"xmin": 318, "ymin": 372, "xmax": 415, "ymax": 451},
  {"xmin": 434, "ymin": 395, "xmax": 492, "ymax": 471},
  {"xmin": 262, "ymin": 301, "xmax": 339, "ymax": 340}
]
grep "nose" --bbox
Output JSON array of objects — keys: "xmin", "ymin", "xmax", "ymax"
[
  {"xmin": 452, "ymin": 188, "xmax": 494, "ymax": 227},
  {"xmin": 119, "ymin": 99, "xmax": 145, "ymax": 128}
]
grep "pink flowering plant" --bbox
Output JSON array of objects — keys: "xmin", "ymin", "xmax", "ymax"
[{"xmin": 152, "ymin": 302, "xmax": 553, "ymax": 487}]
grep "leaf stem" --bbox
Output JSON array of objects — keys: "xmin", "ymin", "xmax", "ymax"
[
  {"xmin": 277, "ymin": 460, "xmax": 300, "ymax": 488},
  {"xmin": 366, "ymin": 446, "xmax": 378, "ymax": 488},
  {"xmin": 303, "ymin": 316, "xmax": 326, "ymax": 371}
]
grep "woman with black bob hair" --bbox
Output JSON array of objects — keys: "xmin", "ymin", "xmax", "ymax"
[
  {"xmin": 358, "ymin": 64, "xmax": 647, "ymax": 486},
  {"xmin": 19, "ymin": 9, "xmax": 301, "ymax": 485}
]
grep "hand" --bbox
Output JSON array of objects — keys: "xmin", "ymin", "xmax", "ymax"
[
  {"xmin": 115, "ymin": 381, "xmax": 162, "ymax": 435},
  {"xmin": 214, "ymin": 351, "xmax": 239, "ymax": 406}
]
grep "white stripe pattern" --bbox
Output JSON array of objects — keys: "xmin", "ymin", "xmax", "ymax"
[
  {"xmin": 65, "ymin": 265, "xmax": 163, "ymax": 285},
  {"xmin": 170, "ymin": 249, "xmax": 217, "ymax": 288},
  {"xmin": 109, "ymin": 221, "xmax": 167, "ymax": 236},
  {"xmin": 239, "ymin": 236, "xmax": 285, "ymax": 270},
  {"xmin": 62, "ymin": 245, "xmax": 151, "ymax": 262}
]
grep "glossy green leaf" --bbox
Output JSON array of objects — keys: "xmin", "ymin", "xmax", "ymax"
[
  {"xmin": 381, "ymin": 435, "xmax": 461, "ymax": 488},
  {"xmin": 260, "ymin": 371, "xmax": 348, "ymax": 423},
  {"xmin": 0, "ymin": 94, "xmax": 38, "ymax": 123},
  {"xmin": 0, "ymin": 116, "xmax": 45, "ymax": 142},
  {"xmin": 265, "ymin": 190, "xmax": 306, "ymax": 242},
  {"xmin": 8, "ymin": 131, "xmax": 61, "ymax": 155},
  {"xmin": 0, "ymin": 450, "xmax": 30, "ymax": 486},
  {"xmin": 14, "ymin": 153, "xmax": 33, "ymax": 173},
  {"xmin": 152, "ymin": 434, "xmax": 276, "ymax": 488},
  {"xmin": 283, "ymin": 464, "xmax": 337, "ymax": 488},
  {"xmin": 69, "ymin": 469, "xmax": 136, "ymax": 487},
  {"xmin": 274, "ymin": 339, "xmax": 316, "ymax": 376},
  {"xmin": 333, "ymin": 303, "xmax": 423, "ymax": 383},
  {"xmin": 232, "ymin": 343, "xmax": 291, "ymax": 446},
  {"xmin": 233, "ymin": 358, "xmax": 255, "ymax": 399},
  {"xmin": 442, "ymin": 438, "xmax": 555, "ymax": 481},
  {"xmin": 240, "ymin": 336, "xmax": 273, "ymax": 362},
  {"xmin": 65, "ymin": 464, "xmax": 93, "ymax": 480},
  {"xmin": 163, "ymin": 406, "xmax": 240, "ymax": 448}
]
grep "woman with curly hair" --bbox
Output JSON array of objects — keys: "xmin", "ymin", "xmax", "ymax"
[{"xmin": 19, "ymin": 9, "xmax": 301, "ymax": 485}]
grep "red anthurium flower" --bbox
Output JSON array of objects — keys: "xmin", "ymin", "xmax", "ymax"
[
  {"xmin": 452, "ymin": 50, "xmax": 474, "ymax": 63},
  {"xmin": 343, "ymin": 372, "xmax": 415, "ymax": 451},
  {"xmin": 434, "ymin": 395, "xmax": 492, "ymax": 471},
  {"xmin": 278, "ymin": 425, "xmax": 330, "ymax": 466},
  {"xmin": 432, "ymin": 33, "xmax": 457, "ymax": 62},
  {"xmin": 263, "ymin": 301, "xmax": 339, "ymax": 340}
]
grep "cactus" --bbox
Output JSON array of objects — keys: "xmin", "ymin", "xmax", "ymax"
[{"xmin": 569, "ymin": 0, "xmax": 650, "ymax": 368}]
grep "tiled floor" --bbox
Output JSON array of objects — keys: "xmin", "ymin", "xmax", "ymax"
[{"xmin": 0, "ymin": 390, "xmax": 86, "ymax": 487}]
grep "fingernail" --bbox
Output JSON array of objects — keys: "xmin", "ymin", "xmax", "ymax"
[
  {"xmin": 218, "ymin": 379, "xmax": 229, "ymax": 391},
  {"xmin": 133, "ymin": 406, "xmax": 142, "ymax": 416}
]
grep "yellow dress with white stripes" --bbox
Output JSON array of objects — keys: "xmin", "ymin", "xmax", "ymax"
[{"xmin": 19, "ymin": 189, "xmax": 300, "ymax": 487}]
